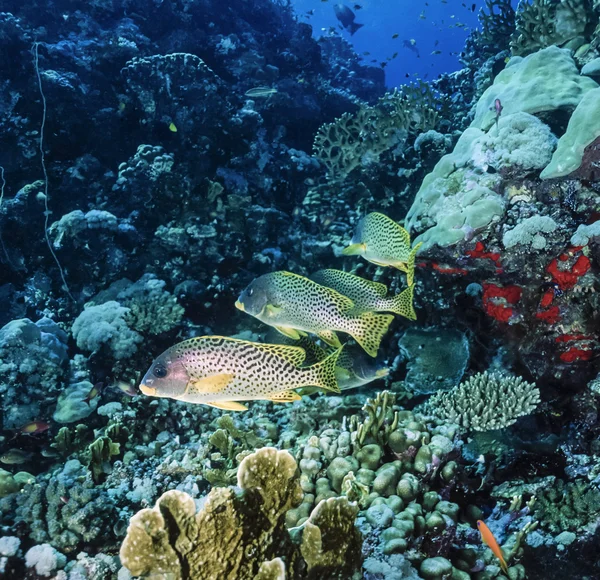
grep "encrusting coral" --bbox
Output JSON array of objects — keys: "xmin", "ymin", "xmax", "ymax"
[{"xmin": 120, "ymin": 447, "xmax": 362, "ymax": 579}]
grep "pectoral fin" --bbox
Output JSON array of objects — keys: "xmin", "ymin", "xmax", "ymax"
[
  {"xmin": 275, "ymin": 326, "xmax": 304, "ymax": 340},
  {"xmin": 268, "ymin": 390, "xmax": 302, "ymax": 403},
  {"xmin": 185, "ymin": 374, "xmax": 234, "ymax": 395},
  {"xmin": 265, "ymin": 304, "xmax": 283, "ymax": 318},
  {"xmin": 317, "ymin": 330, "xmax": 342, "ymax": 348},
  {"xmin": 342, "ymin": 243, "xmax": 366, "ymax": 256},
  {"xmin": 204, "ymin": 401, "xmax": 248, "ymax": 411}
]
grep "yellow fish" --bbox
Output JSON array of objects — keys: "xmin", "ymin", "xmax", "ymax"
[
  {"xmin": 343, "ymin": 212, "xmax": 422, "ymax": 284},
  {"xmin": 168, "ymin": 122, "xmax": 178, "ymax": 133},
  {"xmin": 310, "ymin": 269, "xmax": 416, "ymax": 320},
  {"xmin": 140, "ymin": 336, "xmax": 342, "ymax": 411},
  {"xmin": 236, "ymin": 271, "xmax": 393, "ymax": 357}
]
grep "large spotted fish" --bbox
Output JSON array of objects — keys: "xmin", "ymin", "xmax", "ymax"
[
  {"xmin": 236, "ymin": 271, "xmax": 393, "ymax": 357},
  {"xmin": 343, "ymin": 212, "xmax": 422, "ymax": 285},
  {"xmin": 140, "ymin": 336, "xmax": 341, "ymax": 411},
  {"xmin": 310, "ymin": 269, "xmax": 416, "ymax": 321}
]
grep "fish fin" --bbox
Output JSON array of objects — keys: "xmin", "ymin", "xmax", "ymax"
[
  {"xmin": 317, "ymin": 330, "xmax": 342, "ymax": 348},
  {"xmin": 350, "ymin": 312, "xmax": 394, "ymax": 357},
  {"xmin": 406, "ymin": 242, "xmax": 423, "ymax": 286},
  {"xmin": 304, "ymin": 346, "xmax": 343, "ymax": 393},
  {"xmin": 184, "ymin": 374, "xmax": 235, "ymax": 395},
  {"xmin": 204, "ymin": 401, "xmax": 248, "ymax": 411},
  {"xmin": 389, "ymin": 285, "xmax": 416, "ymax": 320},
  {"xmin": 342, "ymin": 243, "xmax": 366, "ymax": 256},
  {"xmin": 247, "ymin": 342, "xmax": 307, "ymax": 367},
  {"xmin": 268, "ymin": 390, "xmax": 302, "ymax": 403},
  {"xmin": 265, "ymin": 304, "xmax": 283, "ymax": 318},
  {"xmin": 275, "ymin": 326, "xmax": 303, "ymax": 340}
]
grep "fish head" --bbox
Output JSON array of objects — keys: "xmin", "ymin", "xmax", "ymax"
[
  {"xmin": 140, "ymin": 350, "xmax": 191, "ymax": 399},
  {"xmin": 236, "ymin": 275, "xmax": 276, "ymax": 318}
]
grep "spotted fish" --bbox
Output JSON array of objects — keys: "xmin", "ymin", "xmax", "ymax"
[
  {"xmin": 343, "ymin": 212, "xmax": 422, "ymax": 284},
  {"xmin": 140, "ymin": 336, "xmax": 342, "ymax": 411},
  {"xmin": 236, "ymin": 271, "xmax": 393, "ymax": 357},
  {"xmin": 310, "ymin": 269, "xmax": 416, "ymax": 321}
]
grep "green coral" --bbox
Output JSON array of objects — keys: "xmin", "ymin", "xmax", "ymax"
[
  {"xmin": 471, "ymin": 46, "xmax": 598, "ymax": 130},
  {"xmin": 120, "ymin": 447, "xmax": 361, "ymax": 579},
  {"xmin": 510, "ymin": 0, "xmax": 592, "ymax": 56},
  {"xmin": 534, "ymin": 479, "xmax": 600, "ymax": 531},
  {"xmin": 424, "ymin": 371, "xmax": 540, "ymax": 431},
  {"xmin": 313, "ymin": 83, "xmax": 439, "ymax": 180},
  {"xmin": 541, "ymin": 87, "xmax": 600, "ymax": 178}
]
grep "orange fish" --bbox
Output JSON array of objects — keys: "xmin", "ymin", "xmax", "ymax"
[{"xmin": 477, "ymin": 520, "xmax": 508, "ymax": 575}]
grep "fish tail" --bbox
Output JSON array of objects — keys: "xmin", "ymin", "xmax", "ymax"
[
  {"xmin": 389, "ymin": 285, "xmax": 416, "ymax": 320},
  {"xmin": 349, "ymin": 21, "xmax": 364, "ymax": 35},
  {"xmin": 304, "ymin": 346, "xmax": 343, "ymax": 393},
  {"xmin": 350, "ymin": 312, "xmax": 393, "ymax": 357}
]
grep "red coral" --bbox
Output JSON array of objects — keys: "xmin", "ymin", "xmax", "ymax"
[
  {"xmin": 432, "ymin": 263, "xmax": 468, "ymax": 275},
  {"xmin": 482, "ymin": 283, "xmax": 522, "ymax": 323},
  {"xmin": 547, "ymin": 251, "xmax": 591, "ymax": 290},
  {"xmin": 539, "ymin": 289, "xmax": 554, "ymax": 309},
  {"xmin": 466, "ymin": 242, "xmax": 501, "ymax": 268},
  {"xmin": 535, "ymin": 306, "xmax": 560, "ymax": 325},
  {"xmin": 560, "ymin": 347, "xmax": 594, "ymax": 363}
]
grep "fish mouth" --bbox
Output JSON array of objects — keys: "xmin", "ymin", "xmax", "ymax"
[
  {"xmin": 139, "ymin": 384, "xmax": 157, "ymax": 396},
  {"xmin": 235, "ymin": 300, "xmax": 245, "ymax": 312}
]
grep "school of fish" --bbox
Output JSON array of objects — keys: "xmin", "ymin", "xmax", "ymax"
[{"xmin": 141, "ymin": 211, "xmax": 421, "ymax": 409}]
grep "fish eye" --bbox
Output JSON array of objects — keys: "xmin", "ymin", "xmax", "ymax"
[{"xmin": 153, "ymin": 363, "xmax": 168, "ymax": 378}]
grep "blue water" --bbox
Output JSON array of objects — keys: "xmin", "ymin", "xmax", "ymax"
[{"xmin": 292, "ymin": 0, "xmax": 512, "ymax": 87}]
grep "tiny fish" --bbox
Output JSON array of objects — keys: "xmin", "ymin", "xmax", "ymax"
[
  {"xmin": 342, "ymin": 212, "xmax": 422, "ymax": 284},
  {"xmin": 1, "ymin": 448, "xmax": 32, "ymax": 465},
  {"xmin": 310, "ymin": 269, "xmax": 416, "ymax": 320},
  {"xmin": 140, "ymin": 336, "xmax": 342, "ymax": 410},
  {"xmin": 477, "ymin": 520, "xmax": 509, "ymax": 575},
  {"xmin": 236, "ymin": 271, "xmax": 393, "ymax": 357},
  {"xmin": 392, "ymin": 33, "xmax": 399, "ymax": 39},
  {"xmin": 431, "ymin": 50, "xmax": 441, "ymax": 55},
  {"xmin": 114, "ymin": 381, "xmax": 138, "ymax": 397},
  {"xmin": 419, "ymin": 10, "xmax": 426, "ymax": 18},
  {"xmin": 490, "ymin": 98, "xmax": 503, "ymax": 129},
  {"xmin": 168, "ymin": 122, "xmax": 178, "ymax": 133},
  {"xmin": 19, "ymin": 421, "xmax": 50, "ymax": 435},
  {"xmin": 84, "ymin": 383, "xmax": 101, "ymax": 404},
  {"xmin": 244, "ymin": 86, "xmax": 278, "ymax": 98}
]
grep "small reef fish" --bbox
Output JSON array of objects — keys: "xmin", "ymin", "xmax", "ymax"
[
  {"xmin": 310, "ymin": 269, "xmax": 416, "ymax": 320},
  {"xmin": 19, "ymin": 421, "xmax": 50, "ymax": 435},
  {"xmin": 114, "ymin": 380, "xmax": 138, "ymax": 397},
  {"xmin": 490, "ymin": 98, "xmax": 503, "ymax": 129},
  {"xmin": 333, "ymin": 4, "xmax": 364, "ymax": 35},
  {"xmin": 168, "ymin": 122, "xmax": 178, "ymax": 133},
  {"xmin": 403, "ymin": 39, "xmax": 420, "ymax": 57},
  {"xmin": 342, "ymin": 212, "xmax": 422, "ymax": 284},
  {"xmin": 140, "ymin": 336, "xmax": 342, "ymax": 411},
  {"xmin": 335, "ymin": 346, "xmax": 389, "ymax": 390},
  {"xmin": 267, "ymin": 332, "xmax": 389, "ymax": 391},
  {"xmin": 236, "ymin": 271, "xmax": 393, "ymax": 357},
  {"xmin": 0, "ymin": 448, "xmax": 32, "ymax": 465},
  {"xmin": 477, "ymin": 520, "xmax": 509, "ymax": 575},
  {"xmin": 244, "ymin": 86, "xmax": 278, "ymax": 98}
]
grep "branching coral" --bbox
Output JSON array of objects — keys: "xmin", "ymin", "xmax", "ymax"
[
  {"xmin": 510, "ymin": 0, "xmax": 593, "ymax": 56},
  {"xmin": 424, "ymin": 371, "xmax": 540, "ymax": 431}
]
